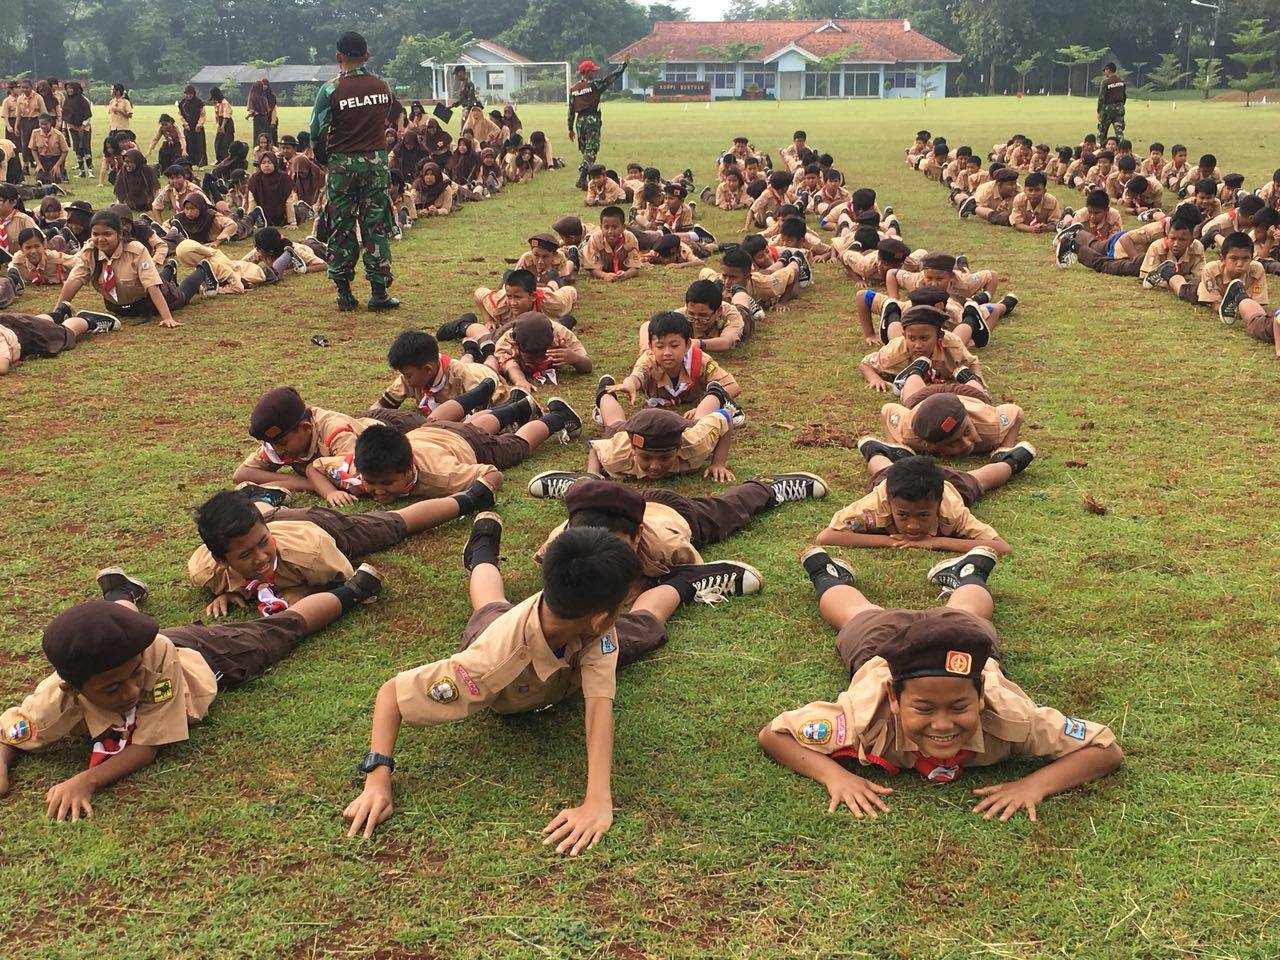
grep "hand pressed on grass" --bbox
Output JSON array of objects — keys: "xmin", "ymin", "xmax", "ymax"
[
  {"xmin": 825, "ymin": 769, "xmax": 893, "ymax": 819},
  {"xmin": 972, "ymin": 779, "xmax": 1044, "ymax": 822},
  {"xmin": 543, "ymin": 798, "xmax": 613, "ymax": 856}
]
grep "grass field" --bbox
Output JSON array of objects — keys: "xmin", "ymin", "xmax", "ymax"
[{"xmin": 3, "ymin": 95, "xmax": 1280, "ymax": 959}]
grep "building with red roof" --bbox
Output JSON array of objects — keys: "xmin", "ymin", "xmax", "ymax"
[{"xmin": 611, "ymin": 19, "xmax": 959, "ymax": 100}]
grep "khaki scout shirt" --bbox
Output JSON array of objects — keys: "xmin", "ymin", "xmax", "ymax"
[
  {"xmin": 186, "ymin": 519, "xmax": 355, "ymax": 597},
  {"xmin": 473, "ymin": 284, "xmax": 575, "ymax": 326},
  {"xmin": 243, "ymin": 243, "xmax": 326, "ymax": 270},
  {"xmin": 768, "ymin": 656, "xmax": 1116, "ymax": 777},
  {"xmin": 862, "ymin": 331, "xmax": 978, "ymax": 382},
  {"xmin": 715, "ymin": 181, "xmax": 745, "ymax": 208},
  {"xmin": 592, "ymin": 410, "xmax": 729, "ymax": 479},
  {"xmin": 679, "ymin": 303, "xmax": 745, "ymax": 347},
  {"xmin": 0, "ymin": 635, "xmax": 218, "ymax": 753},
  {"xmin": 585, "ymin": 177, "xmax": 627, "ymax": 205},
  {"xmin": 16, "ymin": 92, "xmax": 42, "ymax": 119},
  {"xmin": 515, "ymin": 249, "xmax": 571, "ymax": 284},
  {"xmin": 881, "ymin": 398, "xmax": 1022, "ymax": 455},
  {"xmin": 1198, "ymin": 261, "xmax": 1268, "ymax": 306},
  {"xmin": 151, "ymin": 182, "xmax": 209, "ymax": 219},
  {"xmin": 0, "ymin": 209, "xmax": 39, "ymax": 253},
  {"xmin": 827, "ymin": 480, "xmax": 999, "ymax": 540},
  {"xmin": 1139, "ymin": 237, "xmax": 1205, "ymax": 282},
  {"xmin": 10, "ymin": 248, "xmax": 74, "ymax": 285},
  {"xmin": 541, "ymin": 501, "xmax": 701, "ymax": 579},
  {"xmin": 238, "ymin": 406, "xmax": 380, "ymax": 473},
  {"xmin": 28, "ymin": 127, "xmax": 67, "ymax": 158},
  {"xmin": 492, "ymin": 319, "xmax": 585, "ymax": 375},
  {"xmin": 629, "ymin": 346, "xmax": 738, "ymax": 408},
  {"xmin": 580, "ymin": 229, "xmax": 641, "ymax": 274},
  {"xmin": 368, "ymin": 424, "xmax": 490, "ymax": 498},
  {"xmin": 843, "ymin": 250, "xmax": 923, "ymax": 287},
  {"xmin": 394, "ymin": 592, "xmax": 619, "ymax": 724},
  {"xmin": 66, "ymin": 239, "xmax": 162, "ymax": 305},
  {"xmin": 748, "ymin": 187, "xmax": 786, "ymax": 221},
  {"xmin": 973, "ymin": 180, "xmax": 1012, "ymax": 212},
  {"xmin": 379, "ymin": 356, "xmax": 507, "ymax": 412},
  {"xmin": 1009, "ymin": 191, "xmax": 1062, "ymax": 228}
]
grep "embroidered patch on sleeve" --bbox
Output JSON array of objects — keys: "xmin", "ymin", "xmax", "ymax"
[
  {"xmin": 798, "ymin": 719, "xmax": 833, "ymax": 745},
  {"xmin": 2, "ymin": 714, "xmax": 33, "ymax": 745},
  {"xmin": 454, "ymin": 666, "xmax": 480, "ymax": 698},
  {"xmin": 429, "ymin": 678, "xmax": 458, "ymax": 704},
  {"xmin": 1064, "ymin": 717, "xmax": 1087, "ymax": 741},
  {"xmin": 601, "ymin": 636, "xmax": 617, "ymax": 655}
]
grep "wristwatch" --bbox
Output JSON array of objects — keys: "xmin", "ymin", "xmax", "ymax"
[{"xmin": 355, "ymin": 751, "xmax": 394, "ymax": 775}]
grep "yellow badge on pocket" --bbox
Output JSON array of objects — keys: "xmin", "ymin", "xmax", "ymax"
[{"xmin": 149, "ymin": 679, "xmax": 174, "ymax": 704}]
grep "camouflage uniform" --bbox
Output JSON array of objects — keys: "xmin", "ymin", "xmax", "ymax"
[
  {"xmin": 568, "ymin": 62, "xmax": 627, "ymax": 187},
  {"xmin": 325, "ymin": 152, "xmax": 392, "ymax": 286},
  {"xmin": 1097, "ymin": 103, "xmax": 1125, "ymax": 140}
]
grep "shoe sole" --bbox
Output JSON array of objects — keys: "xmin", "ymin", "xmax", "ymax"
[
  {"xmin": 350, "ymin": 562, "xmax": 384, "ymax": 603},
  {"xmin": 799, "ymin": 547, "xmax": 857, "ymax": 582},
  {"xmin": 96, "ymin": 566, "xmax": 149, "ymax": 598},
  {"xmin": 926, "ymin": 546, "xmax": 1000, "ymax": 586},
  {"xmin": 545, "ymin": 397, "xmax": 582, "ymax": 439}
]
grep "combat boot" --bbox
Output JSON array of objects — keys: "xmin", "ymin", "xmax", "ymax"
[
  {"xmin": 335, "ymin": 279, "xmax": 359, "ymax": 312},
  {"xmin": 368, "ymin": 282, "xmax": 400, "ymax": 311}
]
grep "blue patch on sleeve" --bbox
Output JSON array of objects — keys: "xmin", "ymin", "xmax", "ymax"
[{"xmin": 1064, "ymin": 717, "xmax": 1087, "ymax": 741}]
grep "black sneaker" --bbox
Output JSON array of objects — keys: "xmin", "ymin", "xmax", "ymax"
[
  {"xmin": 883, "ymin": 204, "xmax": 894, "ymax": 217},
  {"xmin": 754, "ymin": 472, "xmax": 829, "ymax": 503},
  {"xmin": 161, "ymin": 257, "xmax": 178, "ymax": 284},
  {"xmin": 169, "ymin": 218, "xmax": 187, "ymax": 239},
  {"xmin": 195, "ymin": 258, "xmax": 219, "ymax": 294},
  {"xmin": 958, "ymin": 196, "xmax": 978, "ymax": 219},
  {"xmin": 498, "ymin": 393, "xmax": 538, "ymax": 428},
  {"xmin": 288, "ymin": 248, "xmax": 307, "ymax": 274},
  {"xmin": 593, "ymin": 374, "xmax": 616, "ymax": 422},
  {"xmin": 971, "ymin": 289, "xmax": 991, "ymax": 305},
  {"xmin": 1061, "ymin": 206, "xmax": 1075, "ymax": 219},
  {"xmin": 527, "ymin": 470, "xmax": 591, "ymax": 499},
  {"xmin": 728, "ymin": 283, "xmax": 765, "ymax": 323},
  {"xmin": 7, "ymin": 267, "xmax": 23, "ymax": 293},
  {"xmin": 857, "ymin": 436, "xmax": 915, "ymax": 464},
  {"xmin": 955, "ymin": 253, "xmax": 970, "ymax": 272},
  {"xmin": 1218, "ymin": 278, "xmax": 1247, "ymax": 325},
  {"xmin": 235, "ymin": 482, "xmax": 290, "ymax": 506},
  {"xmin": 248, "ymin": 206, "xmax": 268, "ymax": 230},
  {"xmin": 949, "ymin": 187, "xmax": 962, "ymax": 202},
  {"xmin": 954, "ymin": 365, "xmax": 985, "ymax": 386},
  {"xmin": 1000, "ymin": 293, "xmax": 1019, "ymax": 315},
  {"xmin": 463, "ymin": 512, "xmax": 504, "ymax": 571},
  {"xmin": 879, "ymin": 298, "xmax": 902, "ymax": 343},
  {"xmin": 990, "ymin": 441, "xmax": 1036, "ymax": 475},
  {"xmin": 962, "ymin": 300, "xmax": 990, "ymax": 348},
  {"xmin": 681, "ymin": 167, "xmax": 694, "ymax": 183},
  {"xmin": 1054, "ymin": 224, "xmax": 1081, "ymax": 268},
  {"xmin": 704, "ymin": 380, "xmax": 732, "ymax": 408},
  {"xmin": 0, "ymin": 247, "xmax": 11, "ymax": 267},
  {"xmin": 1143, "ymin": 259, "xmax": 1178, "ymax": 289},
  {"xmin": 343, "ymin": 563, "xmax": 384, "ymax": 603},
  {"xmin": 397, "ymin": 206, "xmax": 411, "ymax": 229},
  {"xmin": 478, "ymin": 340, "xmax": 495, "ymax": 362},
  {"xmin": 665, "ymin": 561, "xmax": 764, "ymax": 604},
  {"xmin": 558, "ymin": 313, "xmax": 576, "ymax": 330},
  {"xmin": 462, "ymin": 337, "xmax": 483, "ymax": 362},
  {"xmin": 801, "ymin": 546, "xmax": 856, "ymax": 588},
  {"xmin": 699, "ymin": 185, "xmax": 714, "ymax": 204},
  {"xmin": 926, "ymin": 546, "xmax": 1000, "ymax": 594},
  {"xmin": 1137, "ymin": 208, "xmax": 1158, "ymax": 223},
  {"xmin": 691, "ymin": 224, "xmax": 716, "ymax": 244},
  {"xmin": 545, "ymin": 396, "xmax": 583, "ymax": 441},
  {"xmin": 59, "ymin": 228, "xmax": 81, "ymax": 252},
  {"xmin": 293, "ymin": 200, "xmax": 315, "ymax": 223},
  {"xmin": 892, "ymin": 356, "xmax": 933, "ymax": 393},
  {"xmin": 437, "ymin": 314, "xmax": 475, "ymax": 341},
  {"xmin": 75, "ymin": 310, "xmax": 121, "ymax": 334},
  {"xmin": 96, "ymin": 566, "xmax": 149, "ymax": 604},
  {"xmin": 786, "ymin": 249, "xmax": 812, "ymax": 288}
]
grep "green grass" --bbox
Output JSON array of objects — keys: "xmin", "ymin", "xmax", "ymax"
[{"xmin": 3, "ymin": 95, "xmax": 1280, "ymax": 959}]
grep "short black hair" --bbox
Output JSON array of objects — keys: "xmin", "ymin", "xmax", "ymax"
[
  {"xmin": 685, "ymin": 279, "xmax": 723, "ymax": 311},
  {"xmin": 802, "ymin": 162, "xmax": 820, "ymax": 176},
  {"xmin": 1024, "ymin": 172, "xmax": 1047, "ymax": 188},
  {"xmin": 1149, "ymin": 141, "xmax": 1164, "ymax": 153},
  {"xmin": 541, "ymin": 527, "xmax": 641, "ymax": 620},
  {"xmin": 1166, "ymin": 210, "xmax": 1199, "ymax": 233},
  {"xmin": 850, "ymin": 187, "xmax": 876, "ymax": 211},
  {"xmin": 1199, "ymin": 153, "xmax": 1217, "ymax": 169},
  {"xmin": 600, "ymin": 205, "xmax": 625, "ymax": 224},
  {"xmin": 648, "ymin": 311, "xmax": 693, "ymax": 340},
  {"xmin": 568, "ymin": 508, "xmax": 640, "ymax": 538},
  {"xmin": 722, "ymin": 248, "xmax": 752, "ymax": 272},
  {"xmin": 885, "ymin": 456, "xmax": 945, "ymax": 504},
  {"xmin": 17, "ymin": 226, "xmax": 43, "ymax": 246},
  {"xmin": 643, "ymin": 167, "xmax": 661, "ymax": 180},
  {"xmin": 768, "ymin": 170, "xmax": 793, "ymax": 191},
  {"xmin": 1117, "ymin": 154, "xmax": 1137, "ymax": 172},
  {"xmin": 1086, "ymin": 189, "xmax": 1111, "ymax": 210},
  {"xmin": 1117, "ymin": 139, "xmax": 1132, "ymax": 151},
  {"xmin": 1104, "ymin": 61, "xmax": 1117, "ymax": 71},
  {"xmin": 196, "ymin": 490, "xmax": 265, "ymax": 560},
  {"xmin": 854, "ymin": 225, "xmax": 880, "ymax": 250},
  {"xmin": 513, "ymin": 313, "xmax": 555, "ymax": 352},
  {"xmin": 792, "ymin": 130, "xmax": 806, "ymax": 140},
  {"xmin": 504, "ymin": 268, "xmax": 537, "ymax": 294},
  {"xmin": 1125, "ymin": 175, "xmax": 1150, "ymax": 195},
  {"xmin": 387, "ymin": 329, "xmax": 439, "ymax": 369},
  {"xmin": 1171, "ymin": 143, "xmax": 1186, "ymax": 154},
  {"xmin": 1220, "ymin": 231, "xmax": 1254, "ymax": 256},
  {"xmin": 1253, "ymin": 208, "xmax": 1280, "ymax": 229},
  {"xmin": 780, "ymin": 216, "xmax": 806, "ymax": 240},
  {"xmin": 740, "ymin": 234, "xmax": 767, "ymax": 256},
  {"xmin": 354, "ymin": 425, "xmax": 413, "ymax": 477},
  {"xmin": 652, "ymin": 233, "xmax": 682, "ymax": 258},
  {"xmin": 1237, "ymin": 195, "xmax": 1265, "ymax": 217},
  {"xmin": 1194, "ymin": 178, "xmax": 1218, "ymax": 196},
  {"xmin": 253, "ymin": 226, "xmax": 286, "ymax": 256}
]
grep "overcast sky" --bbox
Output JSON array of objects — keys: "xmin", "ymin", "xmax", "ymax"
[{"xmin": 668, "ymin": 0, "xmax": 732, "ymax": 22}]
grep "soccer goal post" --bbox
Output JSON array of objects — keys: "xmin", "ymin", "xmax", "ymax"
[{"xmin": 440, "ymin": 61, "xmax": 571, "ymax": 105}]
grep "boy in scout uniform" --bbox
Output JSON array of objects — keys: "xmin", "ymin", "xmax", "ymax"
[
  {"xmin": 816, "ymin": 450, "xmax": 1033, "ymax": 556},
  {"xmin": 758, "ymin": 548, "xmax": 1122, "ymax": 821},
  {"xmin": 0, "ymin": 184, "xmax": 40, "ymax": 255},
  {"xmin": 641, "ymin": 278, "xmax": 754, "ymax": 353},
  {"xmin": 609, "ymin": 311, "xmax": 740, "ymax": 415},
  {"xmin": 580, "ymin": 206, "xmax": 641, "ymax": 282},
  {"xmin": 1054, "ymin": 190, "xmax": 1124, "ymax": 268},
  {"xmin": 341, "ymin": 524, "xmax": 644, "ymax": 850},
  {"xmin": 461, "ymin": 267, "xmax": 578, "ymax": 341},
  {"xmin": 956, "ymin": 168, "xmax": 1019, "ymax": 225},
  {"xmin": 371, "ymin": 328, "xmax": 508, "ymax": 424},
  {"xmin": 1140, "ymin": 212, "xmax": 1206, "ymax": 298},
  {"xmin": 0, "ymin": 309, "xmax": 120, "ymax": 375},
  {"xmin": 330, "ymin": 397, "xmax": 582, "ymax": 502},
  {"xmin": 1008, "ymin": 172, "xmax": 1062, "ymax": 234},
  {"xmin": 584, "ymin": 164, "xmax": 627, "ymax": 206},
  {"xmin": 780, "ymin": 130, "xmax": 808, "ymax": 172},
  {"xmin": 704, "ymin": 248, "xmax": 804, "ymax": 313},
  {"xmin": 1202, "ymin": 232, "xmax": 1278, "ymax": 349},
  {"xmin": 188, "ymin": 480, "xmax": 496, "ymax": 616},
  {"xmin": 0, "ymin": 565, "xmax": 380, "ymax": 820},
  {"xmin": 491, "ymin": 311, "xmax": 592, "ymax": 394},
  {"xmin": 876, "ymin": 384, "xmax": 1023, "ymax": 458},
  {"xmin": 746, "ymin": 170, "xmax": 792, "ymax": 229},
  {"xmin": 884, "ymin": 257, "xmax": 1016, "ymax": 348},
  {"xmin": 231, "ymin": 386, "xmax": 422, "ymax": 502},
  {"xmin": 516, "ymin": 232, "xmax": 575, "ymax": 283},
  {"xmin": 859, "ymin": 305, "xmax": 984, "ymax": 392}
]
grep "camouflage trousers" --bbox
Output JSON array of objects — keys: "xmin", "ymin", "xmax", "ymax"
[
  {"xmin": 326, "ymin": 151, "xmax": 393, "ymax": 287},
  {"xmin": 1098, "ymin": 104, "xmax": 1125, "ymax": 140},
  {"xmin": 575, "ymin": 111, "xmax": 602, "ymax": 167}
]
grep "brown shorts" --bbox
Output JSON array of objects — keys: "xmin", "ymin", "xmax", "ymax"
[
  {"xmin": 430, "ymin": 421, "xmax": 531, "ymax": 470},
  {"xmin": 367, "ymin": 407, "xmax": 427, "ymax": 432},
  {"xmin": 265, "ymin": 506, "xmax": 408, "ymax": 559},
  {"xmin": 987, "ymin": 210, "xmax": 1011, "ymax": 227},
  {"xmin": 867, "ymin": 463, "xmax": 983, "ymax": 507},
  {"xmin": 459, "ymin": 600, "xmax": 510, "ymax": 651},
  {"xmin": 0, "ymin": 314, "xmax": 76, "ymax": 358},
  {"xmin": 902, "ymin": 382, "xmax": 992, "ymax": 408},
  {"xmin": 1245, "ymin": 309, "xmax": 1277, "ymax": 344},
  {"xmin": 835, "ymin": 607, "xmax": 999, "ymax": 677},
  {"xmin": 168, "ymin": 610, "xmax": 309, "ymax": 689}
]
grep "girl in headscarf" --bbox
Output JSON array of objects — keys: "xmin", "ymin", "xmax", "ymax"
[
  {"xmin": 445, "ymin": 136, "xmax": 479, "ymax": 186},
  {"xmin": 97, "ymin": 131, "xmax": 126, "ymax": 187},
  {"xmin": 210, "ymin": 87, "xmax": 235, "ymax": 161},
  {"xmin": 248, "ymin": 151, "xmax": 299, "ymax": 227},
  {"xmin": 107, "ymin": 84, "xmax": 133, "ymax": 131},
  {"xmin": 246, "ymin": 78, "xmax": 277, "ymax": 144},
  {"xmin": 477, "ymin": 147, "xmax": 504, "ymax": 194},
  {"xmin": 174, "ymin": 193, "xmax": 241, "ymax": 247},
  {"xmin": 243, "ymin": 225, "xmax": 329, "ymax": 280},
  {"xmin": 113, "ymin": 148, "xmax": 159, "ymax": 212},
  {"xmin": 148, "ymin": 114, "xmax": 187, "ymax": 171},
  {"xmin": 203, "ymin": 140, "xmax": 249, "ymax": 200},
  {"xmin": 62, "ymin": 81, "xmax": 93, "ymax": 177},
  {"xmin": 529, "ymin": 130, "xmax": 554, "ymax": 171},
  {"xmin": 391, "ymin": 126, "xmax": 427, "ymax": 182},
  {"xmin": 35, "ymin": 81, "xmax": 60, "ymax": 121},
  {"xmin": 178, "ymin": 85, "xmax": 208, "ymax": 167},
  {"xmin": 412, "ymin": 162, "xmax": 455, "ymax": 216},
  {"xmin": 505, "ymin": 144, "xmax": 536, "ymax": 185},
  {"xmin": 107, "ymin": 202, "xmax": 167, "ymax": 258},
  {"xmin": 421, "ymin": 118, "xmax": 452, "ymax": 167},
  {"xmin": 252, "ymin": 133, "xmax": 276, "ymax": 166},
  {"xmin": 502, "ymin": 105, "xmax": 522, "ymax": 135}
]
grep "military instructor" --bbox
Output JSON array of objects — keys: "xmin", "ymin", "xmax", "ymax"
[{"xmin": 310, "ymin": 31, "xmax": 399, "ymax": 312}]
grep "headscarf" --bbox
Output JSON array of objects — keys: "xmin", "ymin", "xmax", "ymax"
[
  {"xmin": 413, "ymin": 162, "xmax": 449, "ymax": 207},
  {"xmin": 178, "ymin": 86, "xmax": 204, "ymax": 129},
  {"xmin": 113, "ymin": 149, "xmax": 159, "ymax": 211},
  {"xmin": 392, "ymin": 127, "xmax": 428, "ymax": 180},
  {"xmin": 422, "ymin": 118, "xmax": 451, "ymax": 154},
  {"xmin": 503, "ymin": 105, "xmax": 522, "ymax": 134},
  {"xmin": 247, "ymin": 79, "xmax": 276, "ymax": 115},
  {"xmin": 63, "ymin": 82, "xmax": 92, "ymax": 126},
  {"xmin": 35, "ymin": 80, "xmax": 57, "ymax": 114},
  {"xmin": 248, "ymin": 153, "xmax": 295, "ymax": 226},
  {"xmin": 212, "ymin": 140, "xmax": 249, "ymax": 178},
  {"xmin": 446, "ymin": 139, "xmax": 479, "ymax": 183},
  {"xmin": 179, "ymin": 193, "xmax": 218, "ymax": 243}
]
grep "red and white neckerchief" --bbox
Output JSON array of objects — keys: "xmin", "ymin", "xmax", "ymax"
[
  {"xmin": 840, "ymin": 748, "xmax": 977, "ymax": 783},
  {"xmin": 0, "ymin": 217, "xmax": 8, "ymax": 250},
  {"xmin": 601, "ymin": 236, "xmax": 628, "ymax": 274},
  {"xmin": 100, "ymin": 259, "xmax": 119, "ymax": 302},
  {"xmin": 88, "ymin": 705, "xmax": 137, "ymax": 768},
  {"xmin": 416, "ymin": 355, "xmax": 452, "ymax": 412},
  {"xmin": 658, "ymin": 204, "xmax": 685, "ymax": 228},
  {"xmin": 647, "ymin": 346, "xmax": 704, "ymax": 408},
  {"xmin": 325, "ymin": 455, "xmax": 367, "ymax": 493},
  {"xmin": 36, "ymin": 130, "xmax": 52, "ymax": 155},
  {"xmin": 245, "ymin": 557, "xmax": 289, "ymax": 616},
  {"xmin": 524, "ymin": 353, "xmax": 558, "ymax": 386}
]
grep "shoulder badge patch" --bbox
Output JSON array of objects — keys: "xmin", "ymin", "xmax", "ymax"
[
  {"xmin": 799, "ymin": 718, "xmax": 833, "ymax": 745},
  {"xmin": 2, "ymin": 714, "xmax": 33, "ymax": 745},
  {"xmin": 454, "ymin": 666, "xmax": 480, "ymax": 698},
  {"xmin": 148, "ymin": 679, "xmax": 174, "ymax": 704},
  {"xmin": 601, "ymin": 636, "xmax": 617, "ymax": 655},
  {"xmin": 1063, "ymin": 717, "xmax": 1087, "ymax": 741},
  {"xmin": 429, "ymin": 677, "xmax": 458, "ymax": 704}
]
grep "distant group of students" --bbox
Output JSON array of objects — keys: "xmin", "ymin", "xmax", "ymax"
[
  {"xmin": 0, "ymin": 119, "xmax": 1125, "ymax": 848},
  {"xmin": 908, "ymin": 127, "xmax": 1280, "ymax": 355}
]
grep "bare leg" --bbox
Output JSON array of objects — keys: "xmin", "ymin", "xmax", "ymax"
[
  {"xmin": 866, "ymin": 453, "xmax": 893, "ymax": 475},
  {"xmin": 817, "ymin": 583, "xmax": 881, "ymax": 630},
  {"xmin": 393, "ymin": 496, "xmax": 463, "ymax": 534},
  {"xmin": 945, "ymin": 584, "xmax": 993, "ymax": 622},
  {"xmin": 468, "ymin": 562, "xmax": 506, "ymax": 610},
  {"xmin": 599, "ymin": 392, "xmax": 626, "ymax": 428},
  {"xmin": 429, "ymin": 399, "xmax": 466, "ymax": 422},
  {"xmin": 630, "ymin": 584, "xmax": 681, "ymax": 623},
  {"xmin": 968, "ymin": 461, "xmax": 1014, "ymax": 492},
  {"xmin": 285, "ymin": 590, "xmax": 344, "ymax": 631}
]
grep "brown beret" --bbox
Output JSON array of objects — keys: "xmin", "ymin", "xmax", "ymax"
[
  {"xmin": 512, "ymin": 311, "xmax": 554, "ymax": 350},
  {"xmin": 912, "ymin": 393, "xmax": 968, "ymax": 442},
  {"xmin": 665, "ymin": 181, "xmax": 687, "ymax": 198},
  {"xmin": 527, "ymin": 231, "xmax": 560, "ymax": 252},
  {"xmin": 564, "ymin": 477, "xmax": 646, "ymax": 527},
  {"xmin": 901, "ymin": 305, "xmax": 947, "ymax": 330},
  {"xmin": 883, "ymin": 615, "xmax": 995, "ymax": 683},
  {"xmin": 622, "ymin": 408, "xmax": 687, "ymax": 452},
  {"xmin": 921, "ymin": 252, "xmax": 957, "ymax": 273},
  {"xmin": 993, "ymin": 168, "xmax": 1019, "ymax": 183},
  {"xmin": 552, "ymin": 215, "xmax": 584, "ymax": 237},
  {"xmin": 876, "ymin": 237, "xmax": 909, "ymax": 259},
  {"xmin": 42, "ymin": 600, "xmax": 159, "ymax": 688},
  {"xmin": 249, "ymin": 386, "xmax": 309, "ymax": 441},
  {"xmin": 906, "ymin": 285, "xmax": 949, "ymax": 309}
]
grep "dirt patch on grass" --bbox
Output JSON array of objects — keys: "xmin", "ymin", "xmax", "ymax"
[{"xmin": 793, "ymin": 424, "xmax": 862, "ymax": 448}]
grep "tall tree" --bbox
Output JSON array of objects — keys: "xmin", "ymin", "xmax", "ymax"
[{"xmin": 1227, "ymin": 18, "xmax": 1278, "ymax": 106}]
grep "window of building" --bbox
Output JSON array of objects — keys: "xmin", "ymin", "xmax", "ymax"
[
  {"xmin": 804, "ymin": 71, "xmax": 842, "ymax": 98},
  {"xmin": 891, "ymin": 66, "xmax": 917, "ymax": 90},
  {"xmin": 742, "ymin": 62, "xmax": 776, "ymax": 91},
  {"xmin": 486, "ymin": 70, "xmax": 505, "ymax": 90},
  {"xmin": 664, "ymin": 63, "xmax": 699, "ymax": 82},
  {"xmin": 709, "ymin": 67, "xmax": 737, "ymax": 91},
  {"xmin": 844, "ymin": 69, "xmax": 880, "ymax": 97}
]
